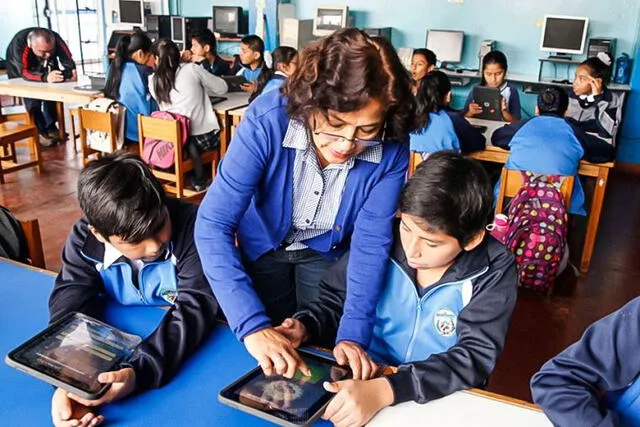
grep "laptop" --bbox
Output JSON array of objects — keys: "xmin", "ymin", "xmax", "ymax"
[
  {"xmin": 74, "ymin": 75, "xmax": 106, "ymax": 92},
  {"xmin": 472, "ymin": 86, "xmax": 505, "ymax": 121},
  {"xmin": 221, "ymin": 75, "xmax": 249, "ymax": 92}
]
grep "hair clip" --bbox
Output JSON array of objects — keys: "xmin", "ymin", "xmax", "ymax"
[{"xmin": 596, "ymin": 51, "xmax": 612, "ymax": 66}]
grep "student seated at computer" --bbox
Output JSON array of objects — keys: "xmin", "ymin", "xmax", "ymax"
[
  {"xmin": 149, "ymin": 39, "xmax": 228, "ymax": 191},
  {"xmin": 410, "ymin": 48, "xmax": 437, "ymax": 94},
  {"xmin": 250, "ymin": 46, "xmax": 298, "ymax": 102},
  {"xmin": 531, "ymin": 295, "xmax": 640, "ymax": 426},
  {"xmin": 274, "ymin": 152, "xmax": 517, "ymax": 427},
  {"xmin": 180, "ymin": 29, "xmax": 230, "ymax": 77},
  {"xmin": 567, "ymin": 52, "xmax": 623, "ymax": 143},
  {"xmin": 410, "ymin": 71, "xmax": 485, "ymax": 156},
  {"xmin": 492, "ymin": 86, "xmax": 615, "ymax": 216},
  {"xmin": 49, "ymin": 153, "xmax": 219, "ymax": 427},
  {"xmin": 464, "ymin": 51, "xmax": 521, "ymax": 123},
  {"xmin": 103, "ymin": 31, "xmax": 157, "ymax": 144},
  {"xmin": 236, "ymin": 35, "xmax": 267, "ymax": 94}
]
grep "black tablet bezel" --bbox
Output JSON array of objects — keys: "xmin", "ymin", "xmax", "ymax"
[
  {"xmin": 473, "ymin": 86, "xmax": 505, "ymax": 121},
  {"xmin": 219, "ymin": 349, "xmax": 352, "ymax": 426},
  {"xmin": 5, "ymin": 312, "xmax": 131, "ymax": 400}
]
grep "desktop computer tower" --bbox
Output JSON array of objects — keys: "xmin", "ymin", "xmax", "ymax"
[
  {"xmin": 171, "ymin": 16, "xmax": 213, "ymax": 51},
  {"xmin": 280, "ymin": 18, "xmax": 315, "ymax": 51},
  {"xmin": 362, "ymin": 27, "xmax": 392, "ymax": 40},
  {"xmin": 146, "ymin": 15, "xmax": 172, "ymax": 43},
  {"xmin": 588, "ymin": 38, "xmax": 616, "ymax": 60}
]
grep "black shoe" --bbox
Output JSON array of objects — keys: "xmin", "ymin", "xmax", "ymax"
[
  {"xmin": 38, "ymin": 134, "xmax": 57, "ymax": 148},
  {"xmin": 46, "ymin": 129, "xmax": 68, "ymax": 142},
  {"xmin": 190, "ymin": 177, "xmax": 211, "ymax": 192}
]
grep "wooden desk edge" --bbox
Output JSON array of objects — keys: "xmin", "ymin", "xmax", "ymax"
[{"xmin": 464, "ymin": 388, "xmax": 542, "ymax": 412}]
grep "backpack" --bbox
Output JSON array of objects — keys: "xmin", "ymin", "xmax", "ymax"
[
  {"xmin": 0, "ymin": 205, "xmax": 29, "ymax": 264},
  {"xmin": 141, "ymin": 111, "xmax": 191, "ymax": 169},
  {"xmin": 85, "ymin": 97, "xmax": 126, "ymax": 152},
  {"xmin": 503, "ymin": 171, "xmax": 569, "ymax": 293}
]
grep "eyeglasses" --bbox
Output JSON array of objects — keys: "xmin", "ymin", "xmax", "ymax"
[{"xmin": 311, "ymin": 117, "xmax": 386, "ymax": 147}]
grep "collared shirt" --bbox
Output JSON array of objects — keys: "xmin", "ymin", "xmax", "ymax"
[
  {"xmin": 282, "ymin": 120, "xmax": 383, "ymax": 250},
  {"xmin": 102, "ymin": 243, "xmax": 172, "ymax": 285}
]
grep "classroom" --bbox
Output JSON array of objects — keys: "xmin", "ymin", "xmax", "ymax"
[{"xmin": 1, "ymin": 0, "xmax": 640, "ymax": 425}]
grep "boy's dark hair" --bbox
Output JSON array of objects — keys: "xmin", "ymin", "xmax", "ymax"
[
  {"xmin": 191, "ymin": 28, "xmax": 217, "ymax": 54},
  {"xmin": 399, "ymin": 151, "xmax": 492, "ymax": 247},
  {"xmin": 240, "ymin": 35, "xmax": 265, "ymax": 66},
  {"xmin": 481, "ymin": 50, "xmax": 508, "ymax": 86},
  {"xmin": 580, "ymin": 53, "xmax": 613, "ymax": 87},
  {"xmin": 77, "ymin": 152, "xmax": 167, "ymax": 243},
  {"xmin": 415, "ymin": 70, "xmax": 452, "ymax": 129},
  {"xmin": 537, "ymin": 86, "xmax": 569, "ymax": 117},
  {"xmin": 413, "ymin": 48, "xmax": 437, "ymax": 67},
  {"xmin": 284, "ymin": 28, "xmax": 417, "ymax": 141},
  {"xmin": 104, "ymin": 30, "xmax": 152, "ymax": 100}
]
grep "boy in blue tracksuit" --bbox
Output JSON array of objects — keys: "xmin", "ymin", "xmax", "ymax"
[
  {"xmin": 275, "ymin": 151, "xmax": 518, "ymax": 427},
  {"xmin": 531, "ymin": 296, "xmax": 640, "ymax": 427},
  {"xmin": 49, "ymin": 153, "xmax": 218, "ymax": 427},
  {"xmin": 492, "ymin": 86, "xmax": 615, "ymax": 216}
]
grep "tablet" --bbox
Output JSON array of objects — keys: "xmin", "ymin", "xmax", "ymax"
[
  {"xmin": 473, "ymin": 86, "xmax": 505, "ymax": 121},
  {"xmin": 219, "ymin": 349, "xmax": 352, "ymax": 426},
  {"xmin": 222, "ymin": 75, "xmax": 250, "ymax": 92},
  {"xmin": 5, "ymin": 312, "xmax": 141, "ymax": 400}
]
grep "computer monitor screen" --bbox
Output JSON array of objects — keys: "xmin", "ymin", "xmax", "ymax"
[
  {"xmin": 540, "ymin": 15, "xmax": 589, "ymax": 54},
  {"xmin": 107, "ymin": 30, "xmax": 134, "ymax": 51},
  {"xmin": 119, "ymin": 0, "xmax": 143, "ymax": 25},
  {"xmin": 426, "ymin": 30, "xmax": 464, "ymax": 63},
  {"xmin": 172, "ymin": 17, "xmax": 184, "ymax": 41},
  {"xmin": 213, "ymin": 6, "xmax": 242, "ymax": 35},
  {"xmin": 313, "ymin": 6, "xmax": 348, "ymax": 37}
]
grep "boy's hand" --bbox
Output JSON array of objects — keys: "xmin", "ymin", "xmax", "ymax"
[
  {"xmin": 67, "ymin": 367, "xmax": 136, "ymax": 407},
  {"xmin": 244, "ymin": 327, "xmax": 312, "ymax": 378},
  {"xmin": 273, "ymin": 318, "xmax": 307, "ymax": 348},
  {"xmin": 465, "ymin": 102, "xmax": 483, "ymax": 117},
  {"xmin": 333, "ymin": 341, "xmax": 377, "ymax": 380},
  {"xmin": 180, "ymin": 50, "xmax": 193, "ymax": 62},
  {"xmin": 240, "ymin": 82, "xmax": 257, "ymax": 93},
  {"xmin": 322, "ymin": 377, "xmax": 394, "ymax": 427},
  {"xmin": 51, "ymin": 388, "xmax": 103, "ymax": 427}
]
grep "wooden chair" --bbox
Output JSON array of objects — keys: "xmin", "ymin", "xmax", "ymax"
[
  {"xmin": 138, "ymin": 114, "xmax": 220, "ymax": 199},
  {"xmin": 78, "ymin": 107, "xmax": 119, "ymax": 164},
  {"xmin": 494, "ymin": 167, "xmax": 574, "ymax": 216},
  {"xmin": 19, "ymin": 218, "xmax": 45, "ymax": 269},
  {"xmin": 0, "ymin": 113, "xmax": 41, "ymax": 184},
  {"xmin": 408, "ymin": 152, "xmax": 422, "ymax": 178}
]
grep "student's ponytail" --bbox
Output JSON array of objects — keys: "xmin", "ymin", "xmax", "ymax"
[
  {"xmin": 250, "ymin": 63, "xmax": 273, "ymax": 103},
  {"xmin": 103, "ymin": 31, "xmax": 152, "ymax": 99},
  {"xmin": 251, "ymin": 46, "xmax": 298, "ymax": 102},
  {"xmin": 152, "ymin": 39, "xmax": 180, "ymax": 104},
  {"xmin": 414, "ymin": 70, "xmax": 452, "ymax": 130}
]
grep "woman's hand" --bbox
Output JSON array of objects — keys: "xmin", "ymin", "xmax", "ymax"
[
  {"xmin": 244, "ymin": 328, "xmax": 311, "ymax": 378},
  {"xmin": 273, "ymin": 318, "xmax": 308, "ymax": 348}
]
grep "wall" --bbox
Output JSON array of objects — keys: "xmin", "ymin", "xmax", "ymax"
[{"xmin": 0, "ymin": 3, "xmax": 36, "ymax": 56}]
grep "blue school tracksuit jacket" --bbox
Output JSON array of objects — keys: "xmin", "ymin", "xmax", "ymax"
[
  {"xmin": 50, "ymin": 198, "xmax": 219, "ymax": 390},
  {"xmin": 410, "ymin": 109, "xmax": 486, "ymax": 154},
  {"xmin": 492, "ymin": 115, "xmax": 615, "ymax": 216},
  {"xmin": 117, "ymin": 62, "xmax": 157, "ymax": 141},
  {"xmin": 194, "ymin": 89, "xmax": 410, "ymax": 347},
  {"xmin": 294, "ymin": 226, "xmax": 517, "ymax": 405},
  {"xmin": 531, "ymin": 296, "xmax": 640, "ymax": 427}
]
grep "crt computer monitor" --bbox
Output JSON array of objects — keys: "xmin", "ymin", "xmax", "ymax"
[
  {"xmin": 540, "ymin": 15, "xmax": 589, "ymax": 55},
  {"xmin": 119, "ymin": 0, "xmax": 144, "ymax": 25},
  {"xmin": 313, "ymin": 6, "xmax": 349, "ymax": 37},
  {"xmin": 213, "ymin": 6, "xmax": 244, "ymax": 36},
  {"xmin": 426, "ymin": 30, "xmax": 464, "ymax": 65}
]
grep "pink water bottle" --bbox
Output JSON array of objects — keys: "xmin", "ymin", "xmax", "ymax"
[{"xmin": 487, "ymin": 213, "xmax": 509, "ymax": 244}]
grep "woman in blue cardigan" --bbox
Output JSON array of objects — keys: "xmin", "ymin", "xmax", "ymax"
[{"xmin": 195, "ymin": 29, "xmax": 416, "ymax": 379}]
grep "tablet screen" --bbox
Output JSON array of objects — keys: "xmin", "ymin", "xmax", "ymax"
[
  {"xmin": 222, "ymin": 351, "xmax": 351, "ymax": 424},
  {"xmin": 8, "ymin": 313, "xmax": 141, "ymax": 396}
]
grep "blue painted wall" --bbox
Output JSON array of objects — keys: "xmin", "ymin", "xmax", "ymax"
[{"xmin": 0, "ymin": 3, "xmax": 36, "ymax": 56}]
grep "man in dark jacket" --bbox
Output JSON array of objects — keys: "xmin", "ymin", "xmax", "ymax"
[
  {"xmin": 6, "ymin": 27, "xmax": 77, "ymax": 146},
  {"xmin": 49, "ymin": 153, "xmax": 218, "ymax": 427}
]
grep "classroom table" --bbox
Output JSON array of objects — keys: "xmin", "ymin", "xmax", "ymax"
[
  {"xmin": 0, "ymin": 78, "xmax": 100, "ymax": 142},
  {"xmin": 213, "ymin": 92, "xmax": 250, "ymax": 158},
  {"xmin": 0, "ymin": 258, "xmax": 552, "ymax": 426},
  {"xmin": 466, "ymin": 117, "xmax": 614, "ymax": 274}
]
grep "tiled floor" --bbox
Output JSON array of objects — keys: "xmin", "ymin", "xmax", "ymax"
[{"xmin": 2, "ymin": 141, "xmax": 640, "ymax": 402}]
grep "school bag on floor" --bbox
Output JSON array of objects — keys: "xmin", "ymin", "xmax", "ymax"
[
  {"xmin": 503, "ymin": 172, "xmax": 569, "ymax": 293},
  {"xmin": 141, "ymin": 111, "xmax": 191, "ymax": 169},
  {"xmin": 0, "ymin": 205, "xmax": 29, "ymax": 264},
  {"xmin": 85, "ymin": 98, "xmax": 126, "ymax": 152}
]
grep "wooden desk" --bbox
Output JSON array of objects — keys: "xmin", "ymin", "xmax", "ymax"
[
  {"xmin": 369, "ymin": 388, "xmax": 551, "ymax": 426},
  {"xmin": 0, "ymin": 78, "xmax": 99, "ymax": 142},
  {"xmin": 213, "ymin": 93, "xmax": 250, "ymax": 158},
  {"xmin": 229, "ymin": 105, "xmax": 249, "ymax": 154},
  {"xmin": 466, "ymin": 118, "xmax": 614, "ymax": 273}
]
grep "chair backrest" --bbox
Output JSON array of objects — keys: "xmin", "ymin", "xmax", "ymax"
[
  {"xmin": 19, "ymin": 219, "xmax": 45, "ymax": 269},
  {"xmin": 137, "ymin": 114, "xmax": 183, "ymax": 167},
  {"xmin": 495, "ymin": 167, "xmax": 574, "ymax": 216},
  {"xmin": 78, "ymin": 107, "xmax": 118, "ymax": 153},
  {"xmin": 408, "ymin": 152, "xmax": 422, "ymax": 178}
]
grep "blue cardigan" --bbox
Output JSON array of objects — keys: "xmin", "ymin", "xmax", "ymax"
[
  {"xmin": 195, "ymin": 89, "xmax": 409, "ymax": 346},
  {"xmin": 117, "ymin": 62, "xmax": 156, "ymax": 141},
  {"xmin": 410, "ymin": 109, "xmax": 485, "ymax": 154}
]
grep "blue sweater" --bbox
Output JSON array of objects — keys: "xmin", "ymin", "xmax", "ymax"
[
  {"xmin": 531, "ymin": 296, "xmax": 640, "ymax": 427},
  {"xmin": 117, "ymin": 62, "xmax": 156, "ymax": 141},
  {"xmin": 194, "ymin": 89, "xmax": 409, "ymax": 346},
  {"xmin": 410, "ymin": 109, "xmax": 485, "ymax": 154},
  {"xmin": 492, "ymin": 116, "xmax": 615, "ymax": 216}
]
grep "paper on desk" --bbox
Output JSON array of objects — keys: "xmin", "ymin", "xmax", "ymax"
[{"xmin": 367, "ymin": 391, "xmax": 553, "ymax": 427}]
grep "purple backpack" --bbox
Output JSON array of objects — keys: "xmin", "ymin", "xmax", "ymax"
[
  {"xmin": 503, "ymin": 172, "xmax": 569, "ymax": 293},
  {"xmin": 142, "ymin": 111, "xmax": 191, "ymax": 169}
]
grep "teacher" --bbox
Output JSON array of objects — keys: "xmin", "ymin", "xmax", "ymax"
[{"xmin": 195, "ymin": 29, "xmax": 415, "ymax": 378}]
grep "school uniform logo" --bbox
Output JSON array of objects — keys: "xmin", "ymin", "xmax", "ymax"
[
  {"xmin": 160, "ymin": 289, "xmax": 178, "ymax": 304},
  {"xmin": 434, "ymin": 309, "xmax": 457, "ymax": 337}
]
